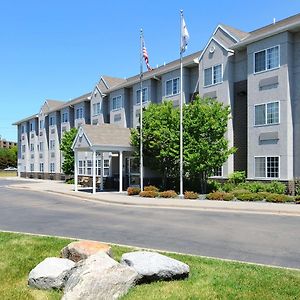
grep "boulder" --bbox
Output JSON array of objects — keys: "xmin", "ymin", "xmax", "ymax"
[
  {"xmin": 121, "ymin": 251, "xmax": 189, "ymax": 283},
  {"xmin": 28, "ymin": 257, "xmax": 75, "ymax": 290},
  {"xmin": 63, "ymin": 252, "xmax": 139, "ymax": 300},
  {"xmin": 61, "ymin": 240, "xmax": 112, "ymax": 262}
]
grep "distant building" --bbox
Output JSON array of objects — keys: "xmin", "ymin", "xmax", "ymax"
[
  {"xmin": 0, "ymin": 138, "xmax": 17, "ymax": 149},
  {"xmin": 13, "ymin": 12, "xmax": 300, "ymax": 189}
]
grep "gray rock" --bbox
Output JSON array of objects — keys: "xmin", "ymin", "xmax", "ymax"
[
  {"xmin": 28, "ymin": 257, "xmax": 75, "ymax": 290},
  {"xmin": 63, "ymin": 252, "xmax": 139, "ymax": 300},
  {"xmin": 120, "ymin": 251, "xmax": 189, "ymax": 283}
]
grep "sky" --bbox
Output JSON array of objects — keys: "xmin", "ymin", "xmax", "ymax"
[{"xmin": 0, "ymin": 0, "xmax": 299, "ymax": 141}]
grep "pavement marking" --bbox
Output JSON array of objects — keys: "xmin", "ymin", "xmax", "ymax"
[{"xmin": 1, "ymin": 229, "xmax": 299, "ymax": 272}]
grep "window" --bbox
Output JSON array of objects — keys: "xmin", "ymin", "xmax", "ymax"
[
  {"xmin": 39, "ymin": 142, "xmax": 43, "ymax": 152},
  {"xmin": 50, "ymin": 163, "xmax": 55, "ymax": 173},
  {"xmin": 30, "ymin": 122, "xmax": 34, "ymax": 132},
  {"xmin": 39, "ymin": 163, "xmax": 44, "ymax": 173},
  {"xmin": 86, "ymin": 160, "xmax": 92, "ymax": 175},
  {"xmin": 79, "ymin": 160, "xmax": 84, "ymax": 175},
  {"xmin": 49, "ymin": 116, "xmax": 55, "ymax": 126},
  {"xmin": 255, "ymin": 156, "xmax": 279, "ymax": 178},
  {"xmin": 50, "ymin": 140, "xmax": 55, "ymax": 150},
  {"xmin": 254, "ymin": 101, "xmax": 279, "ymax": 126},
  {"xmin": 93, "ymin": 102, "xmax": 101, "ymax": 116},
  {"xmin": 136, "ymin": 88, "xmax": 149, "ymax": 104},
  {"xmin": 22, "ymin": 145, "xmax": 26, "ymax": 153},
  {"xmin": 204, "ymin": 64, "xmax": 222, "ymax": 86},
  {"xmin": 254, "ymin": 46, "xmax": 279, "ymax": 73},
  {"xmin": 39, "ymin": 120, "xmax": 44, "ymax": 130},
  {"xmin": 21, "ymin": 125, "xmax": 25, "ymax": 134},
  {"xmin": 166, "ymin": 78, "xmax": 179, "ymax": 96},
  {"xmin": 112, "ymin": 96, "xmax": 122, "ymax": 110},
  {"xmin": 212, "ymin": 166, "xmax": 223, "ymax": 177},
  {"xmin": 96, "ymin": 159, "xmax": 110, "ymax": 176},
  {"xmin": 30, "ymin": 163, "xmax": 34, "ymax": 172},
  {"xmin": 62, "ymin": 112, "xmax": 68, "ymax": 123},
  {"xmin": 76, "ymin": 107, "xmax": 83, "ymax": 119},
  {"xmin": 30, "ymin": 143, "xmax": 34, "ymax": 152}
]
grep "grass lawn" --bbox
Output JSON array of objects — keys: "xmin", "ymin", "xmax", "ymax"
[
  {"xmin": 0, "ymin": 232, "xmax": 299, "ymax": 300},
  {"xmin": 0, "ymin": 170, "xmax": 17, "ymax": 177}
]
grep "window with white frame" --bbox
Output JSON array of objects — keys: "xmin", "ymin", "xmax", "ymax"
[
  {"xmin": 96, "ymin": 159, "xmax": 110, "ymax": 176},
  {"xmin": 30, "ymin": 122, "xmax": 34, "ymax": 132},
  {"xmin": 78, "ymin": 160, "xmax": 84, "ymax": 175},
  {"xmin": 21, "ymin": 125, "xmax": 25, "ymax": 133},
  {"xmin": 254, "ymin": 46, "xmax": 279, "ymax": 73},
  {"xmin": 204, "ymin": 64, "xmax": 222, "ymax": 87},
  {"xmin": 86, "ymin": 160, "xmax": 92, "ymax": 175},
  {"xmin": 136, "ymin": 88, "xmax": 148, "ymax": 104},
  {"xmin": 30, "ymin": 143, "xmax": 34, "ymax": 152},
  {"xmin": 49, "ymin": 116, "xmax": 55, "ymax": 126},
  {"xmin": 39, "ymin": 119, "xmax": 44, "ymax": 130},
  {"xmin": 93, "ymin": 102, "xmax": 101, "ymax": 116},
  {"xmin": 112, "ymin": 96, "xmax": 122, "ymax": 110},
  {"xmin": 22, "ymin": 145, "xmax": 26, "ymax": 153},
  {"xmin": 39, "ymin": 163, "xmax": 44, "ymax": 172},
  {"xmin": 30, "ymin": 163, "xmax": 34, "ymax": 172},
  {"xmin": 39, "ymin": 142, "xmax": 43, "ymax": 152},
  {"xmin": 254, "ymin": 101, "xmax": 279, "ymax": 126},
  {"xmin": 212, "ymin": 166, "xmax": 223, "ymax": 177},
  {"xmin": 50, "ymin": 163, "xmax": 55, "ymax": 173},
  {"xmin": 50, "ymin": 140, "xmax": 55, "ymax": 150},
  {"xmin": 166, "ymin": 78, "xmax": 179, "ymax": 96},
  {"xmin": 76, "ymin": 107, "xmax": 83, "ymax": 119},
  {"xmin": 255, "ymin": 156, "xmax": 279, "ymax": 178},
  {"xmin": 62, "ymin": 112, "xmax": 68, "ymax": 123}
]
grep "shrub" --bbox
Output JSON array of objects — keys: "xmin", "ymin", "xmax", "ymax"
[
  {"xmin": 139, "ymin": 190, "xmax": 159, "ymax": 198},
  {"xmin": 265, "ymin": 193, "xmax": 291, "ymax": 203},
  {"xmin": 207, "ymin": 180, "xmax": 222, "ymax": 192},
  {"xmin": 246, "ymin": 182, "xmax": 266, "ymax": 193},
  {"xmin": 236, "ymin": 193, "xmax": 264, "ymax": 201},
  {"xmin": 144, "ymin": 185, "xmax": 159, "ymax": 192},
  {"xmin": 223, "ymin": 193, "xmax": 234, "ymax": 201},
  {"xmin": 228, "ymin": 171, "xmax": 246, "ymax": 185},
  {"xmin": 66, "ymin": 178, "xmax": 74, "ymax": 184},
  {"xmin": 221, "ymin": 183, "xmax": 235, "ymax": 193},
  {"xmin": 232, "ymin": 189, "xmax": 250, "ymax": 197},
  {"xmin": 207, "ymin": 191, "xmax": 225, "ymax": 200},
  {"xmin": 265, "ymin": 181, "xmax": 286, "ymax": 194},
  {"xmin": 184, "ymin": 191, "xmax": 199, "ymax": 200},
  {"xmin": 159, "ymin": 190, "xmax": 177, "ymax": 198},
  {"xmin": 257, "ymin": 191, "xmax": 270, "ymax": 199},
  {"xmin": 295, "ymin": 196, "xmax": 300, "ymax": 204},
  {"xmin": 127, "ymin": 187, "xmax": 141, "ymax": 196}
]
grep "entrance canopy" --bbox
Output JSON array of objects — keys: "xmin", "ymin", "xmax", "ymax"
[{"xmin": 72, "ymin": 124, "xmax": 133, "ymax": 193}]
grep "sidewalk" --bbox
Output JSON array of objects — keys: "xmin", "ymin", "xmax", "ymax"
[{"xmin": 4, "ymin": 177, "xmax": 300, "ymax": 216}]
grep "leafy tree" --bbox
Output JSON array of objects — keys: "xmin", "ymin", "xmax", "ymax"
[
  {"xmin": 0, "ymin": 146, "xmax": 17, "ymax": 169},
  {"xmin": 131, "ymin": 97, "xmax": 235, "ymax": 192},
  {"xmin": 60, "ymin": 128, "xmax": 78, "ymax": 175},
  {"xmin": 183, "ymin": 97, "xmax": 236, "ymax": 192},
  {"xmin": 131, "ymin": 101, "xmax": 180, "ymax": 188}
]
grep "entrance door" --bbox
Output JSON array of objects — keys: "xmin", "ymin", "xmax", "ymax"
[{"xmin": 126, "ymin": 157, "xmax": 140, "ymax": 187}]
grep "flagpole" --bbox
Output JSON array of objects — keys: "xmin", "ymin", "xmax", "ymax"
[
  {"xmin": 179, "ymin": 10, "xmax": 184, "ymax": 198},
  {"xmin": 139, "ymin": 28, "xmax": 144, "ymax": 191}
]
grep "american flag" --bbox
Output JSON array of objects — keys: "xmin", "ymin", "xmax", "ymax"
[{"xmin": 142, "ymin": 40, "xmax": 152, "ymax": 71}]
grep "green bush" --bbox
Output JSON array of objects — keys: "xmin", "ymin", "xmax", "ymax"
[
  {"xmin": 236, "ymin": 193, "xmax": 264, "ymax": 201},
  {"xmin": 265, "ymin": 181, "xmax": 286, "ymax": 194},
  {"xmin": 221, "ymin": 183, "xmax": 235, "ymax": 192},
  {"xmin": 66, "ymin": 178, "xmax": 74, "ymax": 184},
  {"xmin": 159, "ymin": 190, "xmax": 177, "ymax": 198},
  {"xmin": 139, "ymin": 190, "xmax": 159, "ymax": 198},
  {"xmin": 127, "ymin": 187, "xmax": 141, "ymax": 196},
  {"xmin": 206, "ymin": 191, "xmax": 234, "ymax": 201},
  {"xmin": 223, "ymin": 193, "xmax": 234, "ymax": 201},
  {"xmin": 257, "ymin": 191, "xmax": 271, "ymax": 199},
  {"xmin": 244, "ymin": 182, "xmax": 266, "ymax": 193},
  {"xmin": 228, "ymin": 171, "xmax": 246, "ymax": 185},
  {"xmin": 265, "ymin": 193, "xmax": 291, "ymax": 203},
  {"xmin": 144, "ymin": 185, "xmax": 159, "ymax": 192},
  {"xmin": 207, "ymin": 180, "xmax": 222, "ymax": 192},
  {"xmin": 232, "ymin": 189, "xmax": 250, "ymax": 197},
  {"xmin": 184, "ymin": 191, "xmax": 199, "ymax": 200},
  {"xmin": 295, "ymin": 195, "xmax": 300, "ymax": 204}
]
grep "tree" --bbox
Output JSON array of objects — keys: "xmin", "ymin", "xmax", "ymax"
[
  {"xmin": 131, "ymin": 101, "xmax": 180, "ymax": 188},
  {"xmin": 0, "ymin": 146, "xmax": 17, "ymax": 169},
  {"xmin": 183, "ymin": 97, "xmax": 236, "ymax": 192},
  {"xmin": 131, "ymin": 97, "xmax": 235, "ymax": 192},
  {"xmin": 60, "ymin": 128, "xmax": 78, "ymax": 175}
]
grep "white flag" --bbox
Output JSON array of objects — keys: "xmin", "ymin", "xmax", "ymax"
[{"xmin": 181, "ymin": 17, "xmax": 189, "ymax": 53}]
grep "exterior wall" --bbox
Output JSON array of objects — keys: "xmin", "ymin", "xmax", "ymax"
[
  {"xmin": 199, "ymin": 38, "xmax": 235, "ymax": 176},
  {"xmin": 90, "ymin": 89, "xmax": 104, "ymax": 125},
  {"xmin": 48, "ymin": 111, "xmax": 61, "ymax": 174},
  {"xmin": 74, "ymin": 102, "xmax": 87, "ymax": 128},
  {"xmin": 109, "ymin": 89, "xmax": 127, "ymax": 127},
  {"xmin": 38, "ymin": 108, "xmax": 49, "ymax": 174},
  {"xmin": 247, "ymin": 32, "xmax": 293, "ymax": 180}
]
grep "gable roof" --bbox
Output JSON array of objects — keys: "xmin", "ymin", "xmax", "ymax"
[
  {"xmin": 72, "ymin": 124, "xmax": 132, "ymax": 151},
  {"xmin": 219, "ymin": 24, "xmax": 249, "ymax": 41}
]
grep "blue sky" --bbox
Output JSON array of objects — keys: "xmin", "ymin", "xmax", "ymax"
[{"xmin": 0, "ymin": 0, "xmax": 299, "ymax": 141}]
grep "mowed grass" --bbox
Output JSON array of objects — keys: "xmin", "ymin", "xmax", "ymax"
[
  {"xmin": 0, "ymin": 170, "xmax": 17, "ymax": 177},
  {"xmin": 0, "ymin": 232, "xmax": 300, "ymax": 300}
]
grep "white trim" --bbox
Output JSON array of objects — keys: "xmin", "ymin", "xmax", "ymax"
[
  {"xmin": 199, "ymin": 37, "xmax": 234, "ymax": 61},
  {"xmin": 254, "ymin": 155, "xmax": 280, "ymax": 179},
  {"xmin": 165, "ymin": 77, "xmax": 180, "ymax": 97},
  {"xmin": 101, "ymin": 76, "xmax": 110, "ymax": 89},
  {"xmin": 213, "ymin": 25, "xmax": 240, "ymax": 43},
  {"xmin": 136, "ymin": 87, "xmax": 149, "ymax": 104},
  {"xmin": 253, "ymin": 45, "xmax": 280, "ymax": 74},
  {"xmin": 253, "ymin": 101, "xmax": 280, "ymax": 127},
  {"xmin": 203, "ymin": 64, "xmax": 223, "ymax": 87},
  {"xmin": 112, "ymin": 95, "xmax": 123, "ymax": 111},
  {"xmin": 72, "ymin": 127, "xmax": 93, "ymax": 150}
]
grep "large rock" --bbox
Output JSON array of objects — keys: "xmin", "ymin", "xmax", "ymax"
[
  {"xmin": 61, "ymin": 240, "xmax": 112, "ymax": 262},
  {"xmin": 28, "ymin": 257, "xmax": 75, "ymax": 290},
  {"xmin": 121, "ymin": 251, "xmax": 189, "ymax": 283},
  {"xmin": 63, "ymin": 252, "xmax": 139, "ymax": 300}
]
